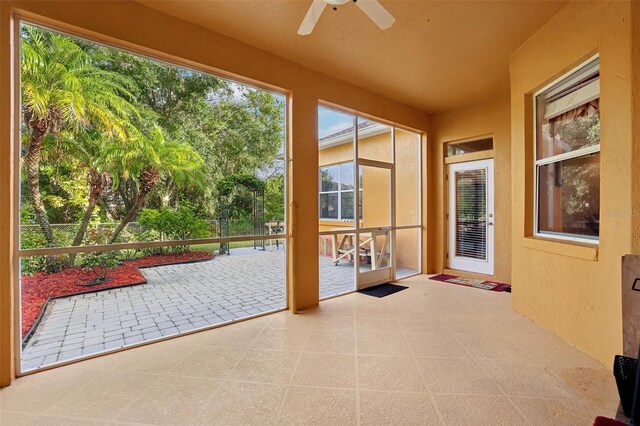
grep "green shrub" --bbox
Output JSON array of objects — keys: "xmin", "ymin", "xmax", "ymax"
[
  {"xmin": 138, "ymin": 204, "xmax": 210, "ymax": 253},
  {"xmin": 80, "ymin": 252, "xmax": 120, "ymax": 280}
]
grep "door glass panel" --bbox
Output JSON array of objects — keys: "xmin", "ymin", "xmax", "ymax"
[
  {"xmin": 360, "ymin": 166, "xmax": 391, "ymax": 229},
  {"xmin": 395, "ymin": 227, "xmax": 420, "ymax": 279},
  {"xmin": 395, "ymin": 129, "xmax": 420, "ymax": 226},
  {"xmin": 455, "ymin": 169, "xmax": 487, "ymax": 260},
  {"xmin": 357, "ymin": 117, "xmax": 392, "ymax": 163}
]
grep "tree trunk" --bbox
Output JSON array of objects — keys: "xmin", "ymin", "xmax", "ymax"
[
  {"xmin": 24, "ymin": 121, "xmax": 56, "ymax": 248},
  {"xmin": 107, "ymin": 189, "xmax": 149, "ymax": 244},
  {"xmin": 108, "ymin": 166, "xmax": 160, "ymax": 244},
  {"xmin": 68, "ymin": 190, "xmax": 99, "ymax": 265}
]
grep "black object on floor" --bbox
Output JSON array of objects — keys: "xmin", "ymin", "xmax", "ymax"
[
  {"xmin": 358, "ymin": 283, "xmax": 408, "ymax": 298},
  {"xmin": 613, "ymin": 354, "xmax": 638, "ymax": 417}
]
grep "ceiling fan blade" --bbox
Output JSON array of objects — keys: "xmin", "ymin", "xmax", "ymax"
[
  {"xmin": 298, "ymin": 0, "xmax": 327, "ymax": 35},
  {"xmin": 355, "ymin": 0, "xmax": 395, "ymax": 30}
]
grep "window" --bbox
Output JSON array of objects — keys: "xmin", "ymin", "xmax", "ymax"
[
  {"xmin": 319, "ymin": 162, "xmax": 362, "ymax": 220},
  {"xmin": 447, "ymin": 138, "xmax": 493, "ymax": 156},
  {"xmin": 535, "ymin": 58, "xmax": 600, "ymax": 242}
]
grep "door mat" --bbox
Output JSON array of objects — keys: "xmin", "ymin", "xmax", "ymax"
[
  {"xmin": 358, "ymin": 283, "xmax": 408, "ymax": 298},
  {"xmin": 429, "ymin": 274, "xmax": 511, "ymax": 292}
]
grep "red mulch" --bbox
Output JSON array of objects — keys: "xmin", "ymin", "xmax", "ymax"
[
  {"xmin": 124, "ymin": 250, "xmax": 212, "ymax": 268},
  {"xmin": 21, "ymin": 250, "xmax": 213, "ymax": 337}
]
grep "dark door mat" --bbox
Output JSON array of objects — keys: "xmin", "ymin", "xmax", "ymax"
[{"xmin": 358, "ymin": 283, "xmax": 408, "ymax": 298}]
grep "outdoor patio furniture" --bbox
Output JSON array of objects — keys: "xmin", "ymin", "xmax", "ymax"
[{"xmin": 331, "ymin": 229, "xmax": 390, "ymax": 270}]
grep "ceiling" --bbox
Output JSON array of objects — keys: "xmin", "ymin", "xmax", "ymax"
[{"xmin": 138, "ymin": 0, "xmax": 566, "ymax": 114}]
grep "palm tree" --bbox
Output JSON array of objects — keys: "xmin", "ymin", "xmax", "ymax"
[
  {"xmin": 20, "ymin": 25, "xmax": 138, "ymax": 253},
  {"xmin": 58, "ymin": 130, "xmax": 118, "ymax": 264},
  {"xmin": 108, "ymin": 126, "xmax": 205, "ymax": 243}
]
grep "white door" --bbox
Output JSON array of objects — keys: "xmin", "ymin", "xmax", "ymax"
[{"xmin": 447, "ymin": 159, "xmax": 494, "ymax": 275}]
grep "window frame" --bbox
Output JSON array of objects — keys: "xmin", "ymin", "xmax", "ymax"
[
  {"xmin": 318, "ymin": 161, "xmax": 362, "ymax": 221},
  {"xmin": 533, "ymin": 56, "xmax": 600, "ymax": 245}
]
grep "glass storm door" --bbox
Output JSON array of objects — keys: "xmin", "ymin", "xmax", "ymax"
[{"xmin": 447, "ymin": 159, "xmax": 494, "ymax": 275}]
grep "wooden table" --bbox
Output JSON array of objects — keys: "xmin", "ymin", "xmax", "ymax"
[{"xmin": 331, "ymin": 229, "xmax": 390, "ymax": 270}]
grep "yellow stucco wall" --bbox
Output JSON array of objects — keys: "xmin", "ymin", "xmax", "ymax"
[
  {"xmin": 0, "ymin": 0, "xmax": 429, "ymax": 386},
  {"xmin": 509, "ymin": 1, "xmax": 633, "ymax": 364},
  {"xmin": 429, "ymin": 96, "xmax": 511, "ymax": 283}
]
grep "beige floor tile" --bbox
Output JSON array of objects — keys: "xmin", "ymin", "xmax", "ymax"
[
  {"xmin": 315, "ymin": 297, "xmax": 356, "ymax": 313},
  {"xmin": 230, "ymin": 349, "xmax": 299, "ymax": 383},
  {"xmin": 298, "ymin": 312, "xmax": 356, "ymax": 331},
  {"xmin": 0, "ymin": 366, "xmax": 100, "ymax": 412},
  {"xmin": 440, "ymin": 314, "xmax": 497, "ymax": 334},
  {"xmin": 483, "ymin": 358, "xmax": 580, "ymax": 398},
  {"xmin": 457, "ymin": 333, "xmax": 532, "ymax": 360},
  {"xmin": 197, "ymin": 323, "xmax": 264, "ymax": 347},
  {"xmin": 354, "ymin": 297, "xmax": 395, "ymax": 315},
  {"xmin": 279, "ymin": 386, "xmax": 357, "ymax": 425},
  {"xmin": 550, "ymin": 366, "xmax": 618, "ymax": 416},
  {"xmin": 390, "ymin": 299, "xmax": 434, "ymax": 316},
  {"xmin": 0, "ymin": 411, "xmax": 39, "ymax": 425},
  {"xmin": 116, "ymin": 375, "xmax": 220, "ymax": 425},
  {"xmin": 115, "ymin": 340, "xmax": 199, "ymax": 374},
  {"xmin": 196, "ymin": 382, "xmax": 287, "ymax": 425},
  {"xmin": 482, "ymin": 314, "xmax": 548, "ymax": 336},
  {"xmin": 2, "ymin": 275, "xmax": 612, "ymax": 426},
  {"xmin": 357, "ymin": 331, "xmax": 412, "ymax": 355},
  {"xmin": 302, "ymin": 329, "xmax": 355, "ymax": 354},
  {"xmin": 168, "ymin": 346, "xmax": 247, "ymax": 379},
  {"xmin": 355, "ymin": 314, "xmax": 401, "ymax": 332},
  {"xmin": 507, "ymin": 332, "xmax": 604, "ymax": 369},
  {"xmin": 396, "ymin": 314, "xmax": 447, "ymax": 333},
  {"xmin": 511, "ymin": 396, "xmax": 598, "ymax": 425},
  {"xmin": 15, "ymin": 415, "xmax": 112, "ymax": 426},
  {"xmin": 359, "ymin": 390, "xmax": 442, "ymax": 425},
  {"xmin": 292, "ymin": 352, "xmax": 356, "ymax": 388},
  {"xmin": 251, "ymin": 327, "xmax": 308, "ymax": 351},
  {"xmin": 434, "ymin": 394, "xmax": 527, "ymax": 425},
  {"xmin": 417, "ymin": 357, "xmax": 502, "ymax": 395},
  {"xmin": 358, "ymin": 355, "xmax": 426, "ymax": 392},
  {"xmin": 45, "ymin": 370, "xmax": 160, "ymax": 420},
  {"xmin": 406, "ymin": 332, "xmax": 468, "ymax": 358}
]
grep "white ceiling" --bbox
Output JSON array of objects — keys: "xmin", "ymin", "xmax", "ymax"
[{"xmin": 138, "ymin": 0, "xmax": 566, "ymax": 113}]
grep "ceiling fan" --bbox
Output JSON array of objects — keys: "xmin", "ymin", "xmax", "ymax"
[{"xmin": 298, "ymin": 0, "xmax": 395, "ymax": 36}]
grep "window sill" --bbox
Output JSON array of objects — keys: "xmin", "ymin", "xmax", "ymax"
[{"xmin": 522, "ymin": 236, "xmax": 598, "ymax": 261}]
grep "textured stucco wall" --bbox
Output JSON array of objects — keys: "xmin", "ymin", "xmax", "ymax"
[
  {"xmin": 429, "ymin": 96, "xmax": 512, "ymax": 283},
  {"xmin": 510, "ymin": 1, "xmax": 633, "ymax": 364}
]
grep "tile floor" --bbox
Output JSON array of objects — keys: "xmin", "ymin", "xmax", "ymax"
[{"xmin": 2, "ymin": 275, "xmax": 618, "ymax": 425}]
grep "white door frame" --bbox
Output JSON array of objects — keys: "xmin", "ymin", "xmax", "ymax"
[{"xmin": 447, "ymin": 159, "xmax": 494, "ymax": 275}]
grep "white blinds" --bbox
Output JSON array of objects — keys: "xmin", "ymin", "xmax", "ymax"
[{"xmin": 455, "ymin": 169, "xmax": 487, "ymax": 260}]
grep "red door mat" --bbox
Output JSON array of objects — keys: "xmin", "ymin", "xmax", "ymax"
[{"xmin": 429, "ymin": 274, "xmax": 511, "ymax": 292}]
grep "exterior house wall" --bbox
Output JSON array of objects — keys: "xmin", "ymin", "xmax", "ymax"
[
  {"xmin": 429, "ymin": 96, "xmax": 512, "ymax": 283},
  {"xmin": 509, "ymin": 0, "xmax": 633, "ymax": 364}
]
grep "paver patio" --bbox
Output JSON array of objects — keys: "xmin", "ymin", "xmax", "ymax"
[{"xmin": 22, "ymin": 247, "xmax": 376, "ymax": 370}]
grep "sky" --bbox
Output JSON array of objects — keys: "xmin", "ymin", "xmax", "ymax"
[{"xmin": 318, "ymin": 106, "xmax": 354, "ymax": 139}]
